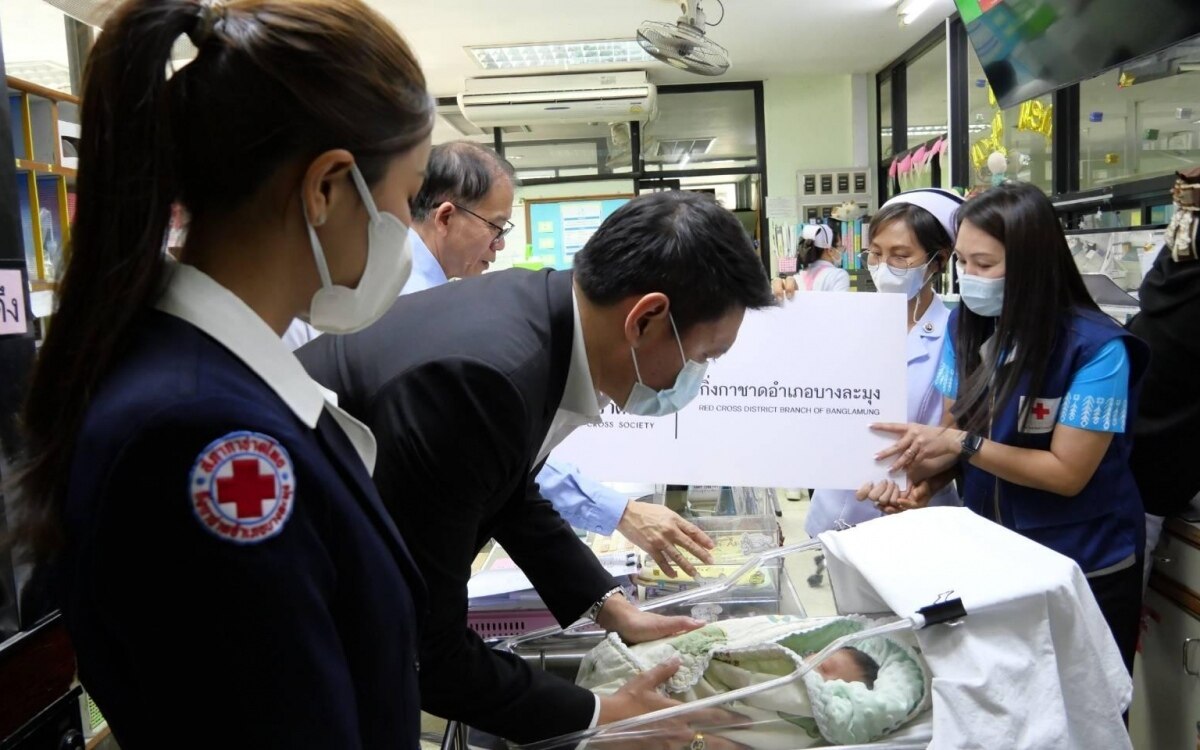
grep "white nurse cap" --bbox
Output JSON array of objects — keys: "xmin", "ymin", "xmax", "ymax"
[{"xmin": 880, "ymin": 188, "xmax": 965, "ymax": 242}]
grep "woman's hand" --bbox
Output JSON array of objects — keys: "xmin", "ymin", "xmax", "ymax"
[
  {"xmin": 854, "ymin": 476, "xmax": 934, "ymax": 514},
  {"xmin": 871, "ymin": 422, "xmax": 965, "ymax": 475},
  {"xmin": 771, "ymin": 276, "xmax": 797, "ymax": 301}
]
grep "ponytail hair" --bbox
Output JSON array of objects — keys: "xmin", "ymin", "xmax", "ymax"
[
  {"xmin": 15, "ymin": 0, "xmax": 433, "ymax": 562},
  {"xmin": 797, "ymin": 221, "xmax": 841, "ymax": 268}
]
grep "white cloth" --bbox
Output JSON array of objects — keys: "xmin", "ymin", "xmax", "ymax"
[
  {"xmin": 818, "ymin": 506, "xmax": 1133, "ymax": 750},
  {"xmin": 156, "ymin": 262, "xmax": 377, "ymax": 472},
  {"xmin": 807, "ymin": 298, "xmax": 960, "ymax": 535},
  {"xmin": 535, "ymin": 288, "xmax": 604, "ymax": 465},
  {"xmin": 1143, "ymin": 512, "xmax": 1165, "ymax": 591}
]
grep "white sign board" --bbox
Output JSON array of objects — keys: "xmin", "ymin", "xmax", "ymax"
[
  {"xmin": 765, "ymin": 195, "xmax": 798, "ymax": 219},
  {"xmin": 0, "ymin": 269, "xmax": 29, "ymax": 336},
  {"xmin": 553, "ymin": 293, "xmax": 908, "ymax": 490}
]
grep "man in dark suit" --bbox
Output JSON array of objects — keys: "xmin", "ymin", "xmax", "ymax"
[{"xmin": 297, "ymin": 191, "xmax": 775, "ymax": 744}]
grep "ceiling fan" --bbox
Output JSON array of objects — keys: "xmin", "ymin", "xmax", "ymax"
[{"xmin": 636, "ymin": 0, "xmax": 730, "ymax": 77}]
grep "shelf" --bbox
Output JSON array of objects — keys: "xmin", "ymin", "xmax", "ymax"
[
  {"xmin": 1165, "ymin": 517, "xmax": 1200, "ymax": 552},
  {"xmin": 1148, "ymin": 571, "xmax": 1200, "ymax": 621},
  {"xmin": 5, "ymin": 75, "xmax": 78, "ymax": 104},
  {"xmin": 85, "ymin": 724, "xmax": 111, "ymax": 749},
  {"xmin": 14, "ymin": 159, "xmax": 76, "ymax": 179}
]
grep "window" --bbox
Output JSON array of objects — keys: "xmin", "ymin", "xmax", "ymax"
[
  {"xmin": 906, "ymin": 39, "xmax": 949, "ymax": 143},
  {"xmin": 501, "ymin": 123, "xmax": 621, "ymax": 181},
  {"xmin": 641, "ymin": 89, "xmax": 758, "ymax": 173},
  {"xmin": 967, "ymin": 44, "xmax": 1053, "ymax": 194},
  {"xmin": 1079, "ymin": 44, "xmax": 1200, "ymax": 190},
  {"xmin": 880, "ymin": 76, "xmax": 894, "ymax": 161},
  {"xmin": 0, "ymin": 0, "xmax": 74, "ymax": 93}
]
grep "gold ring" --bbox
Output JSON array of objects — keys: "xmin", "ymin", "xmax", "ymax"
[{"xmin": 690, "ymin": 732, "xmax": 706, "ymax": 750}]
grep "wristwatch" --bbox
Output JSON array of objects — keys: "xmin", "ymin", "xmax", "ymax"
[
  {"xmin": 585, "ymin": 586, "xmax": 625, "ymax": 622},
  {"xmin": 960, "ymin": 432, "xmax": 984, "ymax": 461}
]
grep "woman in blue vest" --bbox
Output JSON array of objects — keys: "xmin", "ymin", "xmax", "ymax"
[
  {"xmin": 868, "ymin": 182, "xmax": 1149, "ymax": 673},
  {"xmin": 14, "ymin": 1, "xmax": 434, "ymax": 746}
]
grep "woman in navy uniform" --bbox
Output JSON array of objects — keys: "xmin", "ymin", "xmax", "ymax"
[
  {"xmin": 866, "ymin": 182, "xmax": 1149, "ymax": 675},
  {"xmin": 14, "ymin": 1, "xmax": 433, "ymax": 747}
]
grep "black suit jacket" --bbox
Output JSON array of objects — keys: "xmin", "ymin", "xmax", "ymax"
[
  {"xmin": 298, "ymin": 269, "xmax": 616, "ymax": 743},
  {"xmin": 1128, "ymin": 248, "xmax": 1200, "ymax": 516}
]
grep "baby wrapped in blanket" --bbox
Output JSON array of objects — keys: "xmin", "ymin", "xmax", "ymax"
[{"xmin": 577, "ymin": 615, "xmax": 930, "ymax": 748}]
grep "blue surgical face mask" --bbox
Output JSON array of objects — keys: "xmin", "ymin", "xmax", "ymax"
[
  {"xmin": 957, "ymin": 262, "xmax": 1005, "ymax": 317},
  {"xmin": 623, "ymin": 315, "xmax": 709, "ymax": 417}
]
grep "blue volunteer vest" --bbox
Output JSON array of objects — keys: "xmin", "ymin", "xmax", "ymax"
[{"xmin": 951, "ymin": 306, "xmax": 1150, "ymax": 574}]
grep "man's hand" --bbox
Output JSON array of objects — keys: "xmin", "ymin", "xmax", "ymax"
[
  {"xmin": 618, "ymin": 501, "xmax": 715, "ymax": 579},
  {"xmin": 597, "ymin": 658, "xmax": 683, "ymax": 725},
  {"xmin": 597, "ymin": 659, "xmax": 750, "ymax": 750},
  {"xmin": 595, "ymin": 590, "xmax": 704, "ymax": 645}
]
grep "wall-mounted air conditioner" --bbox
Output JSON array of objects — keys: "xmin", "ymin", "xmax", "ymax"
[{"xmin": 458, "ymin": 71, "xmax": 657, "ymax": 128}]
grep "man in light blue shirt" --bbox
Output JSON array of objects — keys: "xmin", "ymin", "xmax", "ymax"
[{"xmin": 286, "ymin": 141, "xmax": 712, "ymax": 575}]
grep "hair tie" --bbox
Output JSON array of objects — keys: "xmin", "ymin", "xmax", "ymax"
[{"xmin": 189, "ymin": 0, "xmax": 228, "ymax": 46}]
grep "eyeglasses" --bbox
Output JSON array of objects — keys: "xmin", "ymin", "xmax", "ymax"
[
  {"xmin": 452, "ymin": 203, "xmax": 515, "ymax": 246},
  {"xmin": 860, "ymin": 251, "xmax": 932, "ymax": 277}
]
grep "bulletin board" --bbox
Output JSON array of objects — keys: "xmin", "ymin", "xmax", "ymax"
[{"xmin": 524, "ymin": 194, "xmax": 632, "ymax": 270}]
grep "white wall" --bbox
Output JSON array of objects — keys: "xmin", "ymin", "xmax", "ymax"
[
  {"xmin": 761, "ymin": 75, "xmax": 859, "ymax": 273},
  {"xmin": 763, "ymin": 75, "xmax": 856, "ymax": 202},
  {"xmin": 492, "ymin": 179, "xmax": 635, "ymax": 271}
]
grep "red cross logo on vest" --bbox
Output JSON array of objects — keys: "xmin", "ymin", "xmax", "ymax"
[
  {"xmin": 1019, "ymin": 396, "xmax": 1061, "ymax": 435},
  {"xmin": 189, "ymin": 431, "xmax": 295, "ymax": 543}
]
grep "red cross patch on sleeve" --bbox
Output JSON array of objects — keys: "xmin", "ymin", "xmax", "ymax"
[
  {"xmin": 189, "ymin": 431, "xmax": 296, "ymax": 544},
  {"xmin": 1018, "ymin": 397, "xmax": 1061, "ymax": 435}
]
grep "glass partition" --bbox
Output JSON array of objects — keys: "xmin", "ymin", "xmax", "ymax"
[
  {"xmin": 907, "ymin": 39, "xmax": 949, "ymax": 143},
  {"xmin": 880, "ymin": 76, "xmax": 894, "ymax": 161},
  {"xmin": 1080, "ymin": 48, "xmax": 1200, "ymax": 190},
  {"xmin": 967, "ymin": 44, "xmax": 1053, "ymax": 193},
  {"xmin": 642, "ymin": 89, "xmax": 759, "ymax": 173}
]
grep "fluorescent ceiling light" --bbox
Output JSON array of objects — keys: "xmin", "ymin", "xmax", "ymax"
[
  {"xmin": 468, "ymin": 40, "xmax": 654, "ymax": 71},
  {"xmin": 897, "ymin": 0, "xmax": 938, "ymax": 25}
]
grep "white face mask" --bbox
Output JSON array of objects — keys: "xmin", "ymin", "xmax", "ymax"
[
  {"xmin": 303, "ymin": 163, "xmax": 413, "ymax": 334},
  {"xmin": 956, "ymin": 262, "xmax": 1005, "ymax": 317},
  {"xmin": 623, "ymin": 315, "xmax": 709, "ymax": 417},
  {"xmin": 869, "ymin": 257, "xmax": 934, "ymax": 299}
]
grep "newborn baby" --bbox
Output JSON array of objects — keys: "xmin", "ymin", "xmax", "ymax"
[
  {"xmin": 807, "ymin": 646, "xmax": 879, "ymax": 689},
  {"xmin": 578, "ymin": 616, "xmax": 927, "ymax": 749}
]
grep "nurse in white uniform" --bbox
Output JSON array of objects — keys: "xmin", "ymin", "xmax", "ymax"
[
  {"xmin": 805, "ymin": 189, "xmax": 966, "ymax": 536},
  {"xmin": 796, "ymin": 222, "xmax": 851, "ymax": 292}
]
